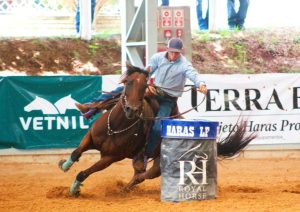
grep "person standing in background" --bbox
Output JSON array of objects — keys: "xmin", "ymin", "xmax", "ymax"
[
  {"xmin": 227, "ymin": 0, "xmax": 249, "ymax": 30},
  {"xmin": 197, "ymin": 0, "xmax": 249, "ymax": 31},
  {"xmin": 75, "ymin": 0, "xmax": 96, "ymax": 34},
  {"xmin": 161, "ymin": 0, "xmax": 169, "ymax": 6},
  {"xmin": 196, "ymin": 0, "xmax": 209, "ymax": 30}
]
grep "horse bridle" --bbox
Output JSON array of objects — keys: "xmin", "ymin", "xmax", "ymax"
[{"xmin": 107, "ymin": 99, "xmax": 141, "ymax": 136}]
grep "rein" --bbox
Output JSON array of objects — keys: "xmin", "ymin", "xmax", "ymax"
[
  {"xmin": 151, "ymin": 84, "xmax": 194, "ymax": 93},
  {"xmin": 140, "ymin": 95, "xmax": 206, "ymax": 121}
]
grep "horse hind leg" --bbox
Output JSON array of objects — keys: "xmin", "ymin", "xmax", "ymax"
[{"xmin": 58, "ymin": 130, "xmax": 92, "ymax": 172}]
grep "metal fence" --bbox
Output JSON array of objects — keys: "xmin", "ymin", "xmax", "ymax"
[
  {"xmin": 0, "ymin": 0, "xmax": 72, "ymax": 15},
  {"xmin": 0, "ymin": 0, "xmax": 120, "ymax": 37}
]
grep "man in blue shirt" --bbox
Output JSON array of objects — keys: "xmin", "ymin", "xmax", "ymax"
[
  {"xmin": 76, "ymin": 38, "xmax": 207, "ymax": 158},
  {"xmin": 144, "ymin": 38, "xmax": 207, "ymax": 158}
]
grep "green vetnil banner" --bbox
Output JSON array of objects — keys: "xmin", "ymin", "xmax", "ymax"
[{"xmin": 0, "ymin": 76, "xmax": 102, "ymax": 149}]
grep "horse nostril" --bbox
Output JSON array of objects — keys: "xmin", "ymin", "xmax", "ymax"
[{"xmin": 125, "ymin": 106, "xmax": 130, "ymax": 112}]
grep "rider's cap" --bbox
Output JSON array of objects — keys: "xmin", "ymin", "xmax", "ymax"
[{"xmin": 167, "ymin": 38, "xmax": 183, "ymax": 53}]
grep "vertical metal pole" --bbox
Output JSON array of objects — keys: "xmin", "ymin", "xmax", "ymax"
[
  {"xmin": 121, "ymin": 0, "xmax": 157, "ymax": 72},
  {"xmin": 145, "ymin": 0, "xmax": 157, "ymax": 67},
  {"xmin": 121, "ymin": 0, "xmax": 135, "ymax": 72}
]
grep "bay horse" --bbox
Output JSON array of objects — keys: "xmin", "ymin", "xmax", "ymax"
[{"xmin": 58, "ymin": 64, "xmax": 256, "ymax": 197}]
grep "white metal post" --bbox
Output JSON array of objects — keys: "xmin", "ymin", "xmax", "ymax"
[
  {"xmin": 145, "ymin": 0, "xmax": 157, "ymax": 67},
  {"xmin": 209, "ymin": 0, "xmax": 217, "ymax": 32},
  {"xmin": 80, "ymin": 0, "xmax": 92, "ymax": 40},
  {"xmin": 121, "ymin": 0, "xmax": 157, "ymax": 72}
]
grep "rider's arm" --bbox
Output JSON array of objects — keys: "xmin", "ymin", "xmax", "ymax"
[{"xmin": 184, "ymin": 62, "xmax": 207, "ymax": 94}]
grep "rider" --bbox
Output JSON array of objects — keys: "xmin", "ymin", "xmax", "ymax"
[{"xmin": 76, "ymin": 38, "xmax": 207, "ymax": 160}]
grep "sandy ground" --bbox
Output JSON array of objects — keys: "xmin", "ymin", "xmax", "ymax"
[{"xmin": 0, "ymin": 157, "xmax": 299, "ymax": 212}]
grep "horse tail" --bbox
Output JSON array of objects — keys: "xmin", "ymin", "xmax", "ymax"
[{"xmin": 217, "ymin": 121, "xmax": 257, "ymax": 159}]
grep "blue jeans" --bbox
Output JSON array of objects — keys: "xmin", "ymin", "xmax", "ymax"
[
  {"xmin": 196, "ymin": 0, "xmax": 209, "ymax": 30},
  {"xmin": 145, "ymin": 95, "xmax": 176, "ymax": 157},
  {"xmin": 75, "ymin": 0, "xmax": 96, "ymax": 33},
  {"xmin": 227, "ymin": 0, "xmax": 249, "ymax": 29},
  {"xmin": 161, "ymin": 0, "xmax": 169, "ymax": 6},
  {"xmin": 93, "ymin": 86, "xmax": 124, "ymax": 102}
]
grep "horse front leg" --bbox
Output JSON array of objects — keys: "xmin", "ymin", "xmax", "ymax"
[
  {"xmin": 69, "ymin": 155, "xmax": 123, "ymax": 197},
  {"xmin": 124, "ymin": 156, "xmax": 161, "ymax": 191},
  {"xmin": 58, "ymin": 130, "xmax": 92, "ymax": 172},
  {"xmin": 123, "ymin": 151, "xmax": 147, "ymax": 192}
]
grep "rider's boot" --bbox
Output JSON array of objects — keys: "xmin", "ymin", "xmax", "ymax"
[
  {"xmin": 82, "ymin": 108, "xmax": 98, "ymax": 119},
  {"xmin": 75, "ymin": 103, "xmax": 91, "ymax": 113},
  {"xmin": 75, "ymin": 102, "xmax": 100, "ymax": 119},
  {"xmin": 76, "ymin": 102, "xmax": 101, "ymax": 112}
]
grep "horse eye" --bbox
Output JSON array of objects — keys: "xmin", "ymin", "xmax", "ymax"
[{"xmin": 127, "ymin": 80, "xmax": 133, "ymax": 86}]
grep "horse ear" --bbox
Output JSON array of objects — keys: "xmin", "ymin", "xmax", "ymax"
[{"xmin": 126, "ymin": 62, "xmax": 133, "ymax": 69}]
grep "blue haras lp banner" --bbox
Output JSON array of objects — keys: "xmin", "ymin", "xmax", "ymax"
[
  {"xmin": 0, "ymin": 76, "xmax": 102, "ymax": 149},
  {"xmin": 161, "ymin": 119, "xmax": 219, "ymax": 139}
]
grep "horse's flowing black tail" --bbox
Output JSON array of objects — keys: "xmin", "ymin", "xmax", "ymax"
[{"xmin": 217, "ymin": 121, "xmax": 257, "ymax": 159}]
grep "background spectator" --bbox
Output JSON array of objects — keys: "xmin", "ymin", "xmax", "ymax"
[
  {"xmin": 161, "ymin": 0, "xmax": 169, "ymax": 6},
  {"xmin": 75, "ymin": 0, "xmax": 96, "ymax": 34},
  {"xmin": 196, "ymin": 0, "xmax": 209, "ymax": 30},
  {"xmin": 227, "ymin": 0, "xmax": 249, "ymax": 30}
]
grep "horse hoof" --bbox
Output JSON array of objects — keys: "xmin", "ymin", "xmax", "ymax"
[
  {"xmin": 122, "ymin": 184, "xmax": 132, "ymax": 192},
  {"xmin": 69, "ymin": 180, "xmax": 82, "ymax": 197},
  {"xmin": 69, "ymin": 189, "xmax": 80, "ymax": 197},
  {"xmin": 58, "ymin": 159, "xmax": 66, "ymax": 171},
  {"xmin": 123, "ymin": 174, "xmax": 145, "ymax": 192},
  {"xmin": 121, "ymin": 187, "xmax": 131, "ymax": 193},
  {"xmin": 58, "ymin": 159, "xmax": 69, "ymax": 172}
]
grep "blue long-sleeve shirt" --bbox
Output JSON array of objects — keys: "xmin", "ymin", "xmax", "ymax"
[{"xmin": 148, "ymin": 51, "xmax": 206, "ymax": 97}]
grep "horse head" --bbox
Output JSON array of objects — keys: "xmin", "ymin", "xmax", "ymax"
[{"xmin": 121, "ymin": 63, "xmax": 149, "ymax": 119}]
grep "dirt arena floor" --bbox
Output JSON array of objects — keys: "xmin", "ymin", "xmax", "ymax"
[{"xmin": 0, "ymin": 157, "xmax": 299, "ymax": 212}]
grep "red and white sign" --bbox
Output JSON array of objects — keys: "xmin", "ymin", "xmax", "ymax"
[
  {"xmin": 164, "ymin": 29, "xmax": 172, "ymax": 38},
  {"xmin": 161, "ymin": 9, "xmax": 172, "ymax": 28},
  {"xmin": 176, "ymin": 29, "xmax": 183, "ymax": 37},
  {"xmin": 174, "ymin": 9, "xmax": 184, "ymax": 27}
]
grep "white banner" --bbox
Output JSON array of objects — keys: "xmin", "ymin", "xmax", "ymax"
[
  {"xmin": 103, "ymin": 74, "xmax": 300, "ymax": 145},
  {"xmin": 179, "ymin": 74, "xmax": 300, "ymax": 145}
]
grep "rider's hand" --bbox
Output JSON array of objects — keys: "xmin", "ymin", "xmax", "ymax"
[
  {"xmin": 145, "ymin": 85, "xmax": 156, "ymax": 96},
  {"xmin": 198, "ymin": 84, "xmax": 207, "ymax": 95}
]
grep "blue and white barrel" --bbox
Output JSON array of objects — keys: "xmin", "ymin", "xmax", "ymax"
[{"xmin": 160, "ymin": 119, "xmax": 219, "ymax": 202}]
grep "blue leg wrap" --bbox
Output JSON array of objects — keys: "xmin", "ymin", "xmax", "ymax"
[{"xmin": 70, "ymin": 179, "xmax": 82, "ymax": 197}]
